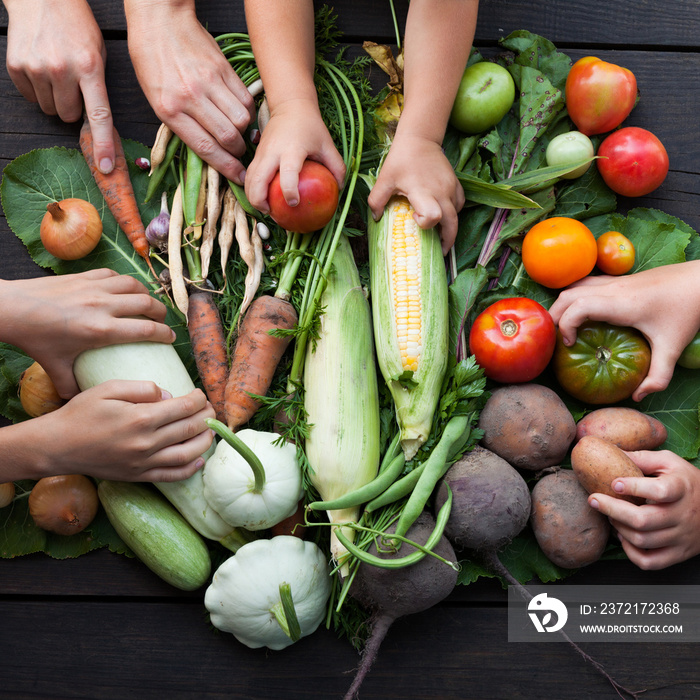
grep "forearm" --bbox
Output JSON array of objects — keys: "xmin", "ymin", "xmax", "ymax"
[
  {"xmin": 399, "ymin": 0, "xmax": 478, "ymax": 143},
  {"xmin": 244, "ymin": 0, "xmax": 317, "ymax": 110}
]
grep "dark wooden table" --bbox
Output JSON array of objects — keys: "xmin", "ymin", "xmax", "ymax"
[{"xmin": 2, "ymin": 2, "xmax": 700, "ymax": 699}]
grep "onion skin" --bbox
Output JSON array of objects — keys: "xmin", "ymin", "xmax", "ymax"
[
  {"xmin": 29, "ymin": 475, "xmax": 99, "ymax": 535},
  {"xmin": 19, "ymin": 362, "xmax": 65, "ymax": 417},
  {"xmin": 40, "ymin": 198, "xmax": 103, "ymax": 260},
  {"xmin": 0, "ymin": 482, "xmax": 15, "ymax": 508}
]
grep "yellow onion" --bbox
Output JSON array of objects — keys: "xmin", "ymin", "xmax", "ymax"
[
  {"xmin": 19, "ymin": 361, "xmax": 65, "ymax": 417},
  {"xmin": 0, "ymin": 482, "xmax": 15, "ymax": 508},
  {"xmin": 28, "ymin": 475, "xmax": 99, "ymax": 535},
  {"xmin": 40, "ymin": 198, "xmax": 103, "ymax": 260}
]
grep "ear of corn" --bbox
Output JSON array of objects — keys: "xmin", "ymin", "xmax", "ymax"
[
  {"xmin": 304, "ymin": 234, "xmax": 381, "ymax": 567},
  {"xmin": 368, "ymin": 196, "xmax": 449, "ymax": 460}
]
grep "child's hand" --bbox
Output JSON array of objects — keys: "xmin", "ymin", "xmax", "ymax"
[
  {"xmin": 368, "ymin": 133, "xmax": 464, "ymax": 255},
  {"xmin": 0, "ymin": 269, "xmax": 175, "ymax": 399},
  {"xmin": 21, "ymin": 381, "xmax": 216, "ymax": 482},
  {"xmin": 244, "ymin": 98, "xmax": 345, "ymax": 214},
  {"xmin": 549, "ymin": 261, "xmax": 700, "ymax": 401},
  {"xmin": 125, "ymin": 1, "xmax": 255, "ymax": 185},
  {"xmin": 588, "ymin": 449, "xmax": 700, "ymax": 569}
]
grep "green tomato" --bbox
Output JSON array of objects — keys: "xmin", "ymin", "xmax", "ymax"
[
  {"xmin": 449, "ymin": 62, "xmax": 515, "ymax": 135},
  {"xmin": 678, "ymin": 331, "xmax": 700, "ymax": 369},
  {"xmin": 552, "ymin": 321, "xmax": 651, "ymax": 405},
  {"xmin": 545, "ymin": 131, "xmax": 595, "ymax": 179}
]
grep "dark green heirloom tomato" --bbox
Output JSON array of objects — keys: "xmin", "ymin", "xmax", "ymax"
[
  {"xmin": 678, "ymin": 331, "xmax": 700, "ymax": 369},
  {"xmin": 552, "ymin": 321, "xmax": 651, "ymax": 405}
]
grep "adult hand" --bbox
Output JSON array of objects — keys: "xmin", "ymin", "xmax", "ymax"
[
  {"xmin": 125, "ymin": 1, "xmax": 256, "ymax": 185},
  {"xmin": 4, "ymin": 0, "xmax": 116, "ymax": 173}
]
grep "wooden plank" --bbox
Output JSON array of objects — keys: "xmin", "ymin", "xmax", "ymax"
[
  {"xmin": 0, "ymin": 600, "xmax": 699, "ymax": 699},
  {"xmin": 2, "ymin": 1, "xmax": 699, "ymax": 47}
]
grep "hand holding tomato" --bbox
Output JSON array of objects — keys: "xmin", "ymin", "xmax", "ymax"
[
  {"xmin": 565, "ymin": 56, "xmax": 637, "ymax": 136},
  {"xmin": 268, "ymin": 160, "xmax": 340, "ymax": 233},
  {"xmin": 588, "ymin": 449, "xmax": 700, "ymax": 570},
  {"xmin": 243, "ymin": 96, "xmax": 345, "ymax": 225},
  {"xmin": 469, "ymin": 297, "xmax": 556, "ymax": 383},
  {"xmin": 548, "ymin": 261, "xmax": 700, "ymax": 401}
]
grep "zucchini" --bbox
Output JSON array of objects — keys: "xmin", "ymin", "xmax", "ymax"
[
  {"xmin": 74, "ymin": 341, "xmax": 245, "ymax": 549},
  {"xmin": 98, "ymin": 480, "xmax": 211, "ymax": 591}
]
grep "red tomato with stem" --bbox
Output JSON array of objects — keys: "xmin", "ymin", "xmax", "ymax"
[
  {"xmin": 597, "ymin": 127, "xmax": 669, "ymax": 197},
  {"xmin": 596, "ymin": 231, "xmax": 635, "ymax": 275},
  {"xmin": 268, "ymin": 160, "xmax": 340, "ymax": 234},
  {"xmin": 565, "ymin": 56, "xmax": 637, "ymax": 136},
  {"xmin": 469, "ymin": 297, "xmax": 556, "ymax": 383}
]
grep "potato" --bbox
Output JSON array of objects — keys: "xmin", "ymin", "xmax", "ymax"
[
  {"xmin": 435, "ymin": 446, "xmax": 531, "ymax": 551},
  {"xmin": 531, "ymin": 470, "xmax": 610, "ymax": 569},
  {"xmin": 576, "ymin": 407, "xmax": 667, "ymax": 450},
  {"xmin": 571, "ymin": 435, "xmax": 644, "ymax": 504},
  {"xmin": 477, "ymin": 383, "xmax": 576, "ymax": 470}
]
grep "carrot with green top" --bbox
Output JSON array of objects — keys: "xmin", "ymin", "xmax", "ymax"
[
  {"xmin": 79, "ymin": 119, "xmax": 156, "ymax": 278},
  {"xmin": 224, "ymin": 294, "xmax": 298, "ymax": 431}
]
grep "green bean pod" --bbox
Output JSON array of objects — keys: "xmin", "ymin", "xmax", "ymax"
[
  {"xmin": 308, "ymin": 452, "xmax": 405, "ymax": 512},
  {"xmin": 145, "ymin": 134, "xmax": 182, "ymax": 203},
  {"xmin": 228, "ymin": 180, "xmax": 261, "ymax": 217},
  {"xmin": 333, "ymin": 485, "xmax": 456, "ymax": 570},
  {"xmin": 392, "ymin": 413, "xmax": 469, "ymax": 541},
  {"xmin": 183, "ymin": 147, "xmax": 204, "ymax": 227},
  {"xmin": 363, "ymin": 460, "xmax": 427, "ymax": 514}
]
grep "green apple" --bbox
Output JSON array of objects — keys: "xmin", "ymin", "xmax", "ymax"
[{"xmin": 449, "ymin": 61, "xmax": 516, "ymax": 135}]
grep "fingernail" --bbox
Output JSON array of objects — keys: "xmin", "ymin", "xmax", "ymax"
[
  {"xmin": 169, "ymin": 329, "xmax": 177, "ymax": 342},
  {"xmin": 239, "ymin": 169, "xmax": 246, "ymax": 184},
  {"xmin": 287, "ymin": 198, "xmax": 298, "ymax": 207},
  {"xmin": 589, "ymin": 498, "xmax": 599, "ymax": 510},
  {"xmin": 636, "ymin": 393, "xmax": 647, "ymax": 402},
  {"xmin": 613, "ymin": 480, "xmax": 625, "ymax": 493},
  {"xmin": 99, "ymin": 157, "xmax": 113, "ymax": 174},
  {"xmin": 160, "ymin": 389, "xmax": 172, "ymax": 400},
  {"xmin": 563, "ymin": 338, "xmax": 572, "ymax": 346},
  {"xmin": 194, "ymin": 457, "xmax": 205, "ymax": 470}
]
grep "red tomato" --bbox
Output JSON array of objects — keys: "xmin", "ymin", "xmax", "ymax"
[
  {"xmin": 565, "ymin": 56, "xmax": 637, "ymax": 136},
  {"xmin": 268, "ymin": 161, "xmax": 339, "ymax": 234},
  {"xmin": 597, "ymin": 127, "xmax": 669, "ymax": 197},
  {"xmin": 521, "ymin": 217, "xmax": 598, "ymax": 289},
  {"xmin": 596, "ymin": 230, "xmax": 635, "ymax": 275},
  {"xmin": 469, "ymin": 297, "xmax": 556, "ymax": 384}
]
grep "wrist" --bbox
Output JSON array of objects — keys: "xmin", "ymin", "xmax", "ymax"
[
  {"xmin": 0, "ymin": 421, "xmax": 54, "ymax": 481},
  {"xmin": 124, "ymin": 0, "xmax": 196, "ymax": 32}
]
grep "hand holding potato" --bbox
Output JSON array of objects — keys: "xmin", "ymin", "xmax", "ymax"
[
  {"xmin": 588, "ymin": 450, "xmax": 700, "ymax": 570},
  {"xmin": 549, "ymin": 260, "xmax": 700, "ymax": 401}
]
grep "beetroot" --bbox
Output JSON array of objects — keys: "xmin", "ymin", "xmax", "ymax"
[{"xmin": 344, "ymin": 512, "xmax": 458, "ymax": 699}]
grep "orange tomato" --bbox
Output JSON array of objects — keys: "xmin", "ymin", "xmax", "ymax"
[
  {"xmin": 522, "ymin": 217, "xmax": 597, "ymax": 288},
  {"xmin": 596, "ymin": 231, "xmax": 635, "ymax": 275}
]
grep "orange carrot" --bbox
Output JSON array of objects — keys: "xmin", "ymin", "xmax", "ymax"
[
  {"xmin": 224, "ymin": 295, "xmax": 298, "ymax": 431},
  {"xmin": 79, "ymin": 119, "xmax": 156, "ymax": 277},
  {"xmin": 187, "ymin": 289, "xmax": 228, "ymax": 423}
]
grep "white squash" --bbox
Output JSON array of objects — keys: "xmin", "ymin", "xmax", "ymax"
[
  {"xmin": 73, "ymin": 341, "xmax": 244, "ymax": 548},
  {"xmin": 202, "ymin": 426, "xmax": 302, "ymax": 531},
  {"xmin": 204, "ymin": 536, "xmax": 331, "ymax": 650}
]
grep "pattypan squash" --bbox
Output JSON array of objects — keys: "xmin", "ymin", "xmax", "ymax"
[
  {"xmin": 204, "ymin": 536, "xmax": 331, "ymax": 650},
  {"xmin": 203, "ymin": 421, "xmax": 303, "ymax": 531}
]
